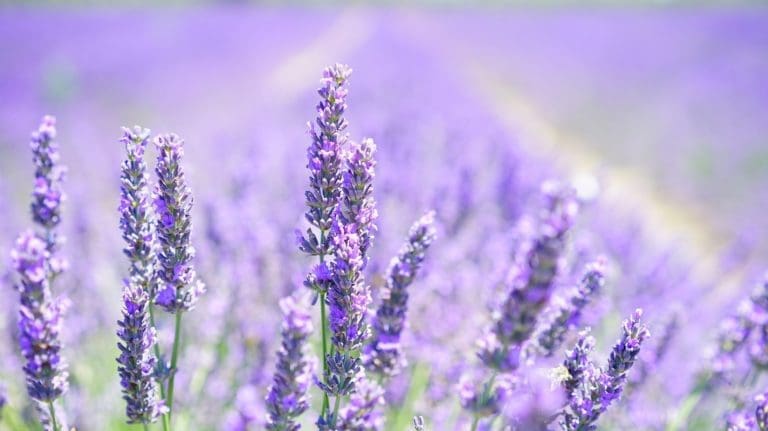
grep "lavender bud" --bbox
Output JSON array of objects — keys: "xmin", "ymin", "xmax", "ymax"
[
  {"xmin": 479, "ymin": 182, "xmax": 578, "ymax": 373},
  {"xmin": 560, "ymin": 329, "xmax": 596, "ymax": 401},
  {"xmin": 153, "ymin": 134, "xmax": 205, "ymax": 312},
  {"xmin": 413, "ymin": 416, "xmax": 425, "ymax": 431},
  {"xmin": 11, "ymin": 230, "xmax": 69, "ymax": 402},
  {"xmin": 365, "ymin": 211, "xmax": 436, "ymax": 378},
  {"xmin": 757, "ymin": 392, "xmax": 768, "ymax": 431},
  {"xmin": 265, "ymin": 296, "xmax": 314, "ymax": 431},
  {"xmin": 458, "ymin": 374, "xmax": 514, "ymax": 419},
  {"xmin": 726, "ymin": 411, "xmax": 757, "ymax": 431}
]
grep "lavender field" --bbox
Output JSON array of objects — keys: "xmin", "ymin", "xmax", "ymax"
[{"xmin": 1, "ymin": 6, "xmax": 768, "ymax": 431}]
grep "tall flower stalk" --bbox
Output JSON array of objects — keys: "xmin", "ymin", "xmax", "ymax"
[
  {"xmin": 297, "ymin": 64, "xmax": 351, "ymax": 418},
  {"xmin": 11, "ymin": 116, "xmax": 70, "ymax": 431},
  {"xmin": 116, "ymin": 127, "xmax": 165, "ymax": 425},
  {"xmin": 365, "ymin": 211, "xmax": 436, "ymax": 379},
  {"xmin": 153, "ymin": 133, "xmax": 205, "ymax": 427}
]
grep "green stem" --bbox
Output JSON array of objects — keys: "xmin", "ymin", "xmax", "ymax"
[
  {"xmin": 143, "ymin": 423, "xmax": 150, "ymax": 431},
  {"xmin": 46, "ymin": 401, "xmax": 59, "ymax": 431},
  {"xmin": 470, "ymin": 416, "xmax": 479, "ymax": 431},
  {"xmin": 332, "ymin": 395, "xmax": 342, "ymax": 426},
  {"xmin": 320, "ymin": 292, "xmax": 330, "ymax": 414},
  {"xmin": 148, "ymin": 306, "xmax": 166, "ymax": 399},
  {"xmin": 165, "ymin": 311, "xmax": 184, "ymax": 426}
]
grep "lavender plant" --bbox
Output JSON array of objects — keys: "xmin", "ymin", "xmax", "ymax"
[
  {"xmin": 8, "ymin": 116, "xmax": 72, "ymax": 431},
  {"xmin": 153, "ymin": 133, "xmax": 205, "ymax": 426},
  {"xmin": 116, "ymin": 127, "xmax": 165, "ymax": 426}
]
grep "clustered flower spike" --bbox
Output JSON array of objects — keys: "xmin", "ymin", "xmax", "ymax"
[
  {"xmin": 153, "ymin": 133, "xmax": 205, "ymax": 312},
  {"xmin": 560, "ymin": 329, "xmax": 596, "ymax": 401},
  {"xmin": 478, "ymin": 182, "xmax": 579, "ymax": 373},
  {"xmin": 116, "ymin": 127, "xmax": 165, "ymax": 424},
  {"xmin": 339, "ymin": 137, "xmax": 378, "ymax": 267},
  {"xmin": 527, "ymin": 260, "xmax": 605, "ymax": 359},
  {"xmin": 297, "ymin": 64, "xmax": 350, "ymax": 273},
  {"xmin": 365, "ymin": 211, "xmax": 437, "ymax": 378},
  {"xmin": 336, "ymin": 377, "xmax": 385, "ymax": 431},
  {"xmin": 713, "ymin": 276, "xmax": 768, "ymax": 376},
  {"xmin": 320, "ymin": 217, "xmax": 371, "ymax": 399},
  {"xmin": 757, "ymin": 392, "xmax": 768, "ymax": 431},
  {"xmin": 559, "ymin": 309, "xmax": 650, "ymax": 431},
  {"xmin": 119, "ymin": 126, "xmax": 156, "ymax": 294},
  {"xmin": 265, "ymin": 296, "xmax": 315, "ymax": 431},
  {"xmin": 29, "ymin": 115, "xmax": 67, "ymax": 245},
  {"xmin": 11, "ymin": 230, "xmax": 69, "ymax": 402}
]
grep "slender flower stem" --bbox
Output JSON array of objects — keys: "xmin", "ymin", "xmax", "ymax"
[
  {"xmin": 332, "ymin": 395, "xmax": 342, "ymax": 426},
  {"xmin": 148, "ymin": 306, "xmax": 166, "ymax": 400},
  {"xmin": 166, "ymin": 311, "xmax": 184, "ymax": 423},
  {"xmin": 144, "ymin": 424, "xmax": 150, "ymax": 431},
  {"xmin": 47, "ymin": 401, "xmax": 59, "ymax": 431},
  {"xmin": 320, "ymin": 290, "xmax": 330, "ymax": 414}
]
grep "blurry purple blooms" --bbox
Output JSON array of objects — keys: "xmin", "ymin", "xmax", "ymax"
[
  {"xmin": 365, "ymin": 211, "xmax": 436, "ymax": 378},
  {"xmin": 265, "ymin": 296, "xmax": 314, "ymax": 431}
]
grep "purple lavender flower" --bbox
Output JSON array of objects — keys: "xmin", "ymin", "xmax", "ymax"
[
  {"xmin": 478, "ymin": 182, "xmax": 578, "ymax": 373},
  {"xmin": 339, "ymin": 138, "xmax": 378, "ymax": 267},
  {"xmin": 713, "ymin": 277, "xmax": 768, "ymax": 375},
  {"xmin": 119, "ymin": 126, "xmax": 156, "ymax": 295},
  {"xmin": 297, "ymin": 63, "xmax": 350, "ymax": 274},
  {"xmin": 727, "ymin": 411, "xmax": 757, "ymax": 431},
  {"xmin": 336, "ymin": 377, "xmax": 385, "ymax": 431},
  {"xmin": 412, "ymin": 416, "xmax": 425, "ymax": 431},
  {"xmin": 560, "ymin": 309, "xmax": 650, "ymax": 431},
  {"xmin": 265, "ymin": 296, "xmax": 314, "ymax": 431},
  {"xmin": 320, "ymin": 217, "xmax": 371, "ymax": 398},
  {"xmin": 365, "ymin": 211, "xmax": 436, "ymax": 378},
  {"xmin": 0, "ymin": 383, "xmax": 6, "ymax": 420},
  {"xmin": 560, "ymin": 329, "xmax": 596, "ymax": 401},
  {"xmin": 527, "ymin": 260, "xmax": 605, "ymax": 359},
  {"xmin": 116, "ymin": 126, "xmax": 164, "ymax": 424},
  {"xmin": 153, "ymin": 133, "xmax": 205, "ymax": 312},
  {"xmin": 11, "ymin": 230, "xmax": 69, "ymax": 403},
  {"xmin": 29, "ymin": 116, "xmax": 67, "ymax": 246}
]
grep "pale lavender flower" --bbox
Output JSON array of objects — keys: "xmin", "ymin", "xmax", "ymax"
[
  {"xmin": 297, "ymin": 63, "xmax": 351, "ymax": 282},
  {"xmin": 527, "ymin": 260, "xmax": 605, "ymax": 359},
  {"xmin": 265, "ymin": 296, "xmax": 314, "ymax": 431},
  {"xmin": 116, "ymin": 126, "xmax": 164, "ymax": 424},
  {"xmin": 478, "ymin": 182, "xmax": 578, "ymax": 373},
  {"xmin": 0, "ymin": 383, "xmax": 6, "ymax": 420},
  {"xmin": 11, "ymin": 231, "xmax": 69, "ymax": 402},
  {"xmin": 29, "ymin": 116, "xmax": 67, "ymax": 247},
  {"xmin": 337, "ymin": 377, "xmax": 385, "ymax": 431},
  {"xmin": 339, "ymin": 137, "xmax": 378, "ymax": 267},
  {"xmin": 365, "ymin": 211, "xmax": 436, "ymax": 378},
  {"xmin": 727, "ymin": 411, "xmax": 757, "ymax": 431},
  {"xmin": 153, "ymin": 133, "xmax": 205, "ymax": 312}
]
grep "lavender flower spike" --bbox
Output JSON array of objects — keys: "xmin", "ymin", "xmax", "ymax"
[
  {"xmin": 365, "ymin": 211, "xmax": 436, "ymax": 378},
  {"xmin": 340, "ymin": 137, "xmax": 378, "ymax": 266},
  {"xmin": 298, "ymin": 64, "xmax": 350, "ymax": 275},
  {"xmin": 757, "ymin": 392, "xmax": 768, "ymax": 431},
  {"xmin": 478, "ymin": 182, "xmax": 578, "ymax": 373},
  {"xmin": 11, "ymin": 230, "xmax": 69, "ymax": 403},
  {"xmin": 527, "ymin": 260, "xmax": 605, "ymax": 359},
  {"xmin": 153, "ymin": 133, "xmax": 205, "ymax": 312},
  {"xmin": 560, "ymin": 309, "xmax": 650, "ymax": 431},
  {"xmin": 116, "ymin": 127, "xmax": 165, "ymax": 424},
  {"xmin": 559, "ymin": 329, "xmax": 596, "ymax": 401},
  {"xmin": 30, "ymin": 115, "xmax": 67, "ymax": 246},
  {"xmin": 265, "ymin": 296, "xmax": 314, "ymax": 431}
]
